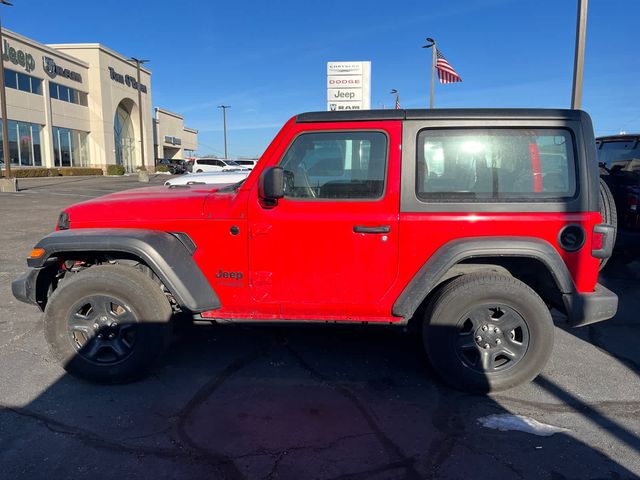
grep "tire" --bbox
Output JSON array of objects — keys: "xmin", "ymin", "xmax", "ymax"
[
  {"xmin": 599, "ymin": 178, "xmax": 617, "ymax": 270},
  {"xmin": 196, "ymin": 169, "xmax": 203, "ymax": 173},
  {"xmin": 44, "ymin": 264, "xmax": 173, "ymax": 383},
  {"xmin": 423, "ymin": 272, "xmax": 554, "ymax": 393}
]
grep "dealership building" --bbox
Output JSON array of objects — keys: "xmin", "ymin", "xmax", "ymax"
[{"xmin": 0, "ymin": 29, "xmax": 197, "ymax": 173}]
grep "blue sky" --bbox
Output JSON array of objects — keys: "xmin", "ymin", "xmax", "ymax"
[{"xmin": 3, "ymin": 0, "xmax": 638, "ymax": 157}]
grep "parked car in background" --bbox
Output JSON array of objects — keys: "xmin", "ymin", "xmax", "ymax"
[
  {"xmin": 191, "ymin": 157, "xmax": 250, "ymax": 173},
  {"xmin": 156, "ymin": 158, "xmax": 187, "ymax": 174},
  {"xmin": 234, "ymin": 159, "xmax": 259, "ymax": 169},
  {"xmin": 597, "ymin": 133, "xmax": 640, "ymax": 257},
  {"xmin": 164, "ymin": 170, "xmax": 250, "ymax": 186}
]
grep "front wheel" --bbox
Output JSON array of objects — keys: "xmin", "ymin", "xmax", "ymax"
[
  {"xmin": 423, "ymin": 272, "xmax": 554, "ymax": 392},
  {"xmin": 44, "ymin": 264, "xmax": 173, "ymax": 383}
]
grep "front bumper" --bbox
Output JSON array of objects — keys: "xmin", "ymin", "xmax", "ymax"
[
  {"xmin": 562, "ymin": 283, "xmax": 618, "ymax": 327},
  {"xmin": 11, "ymin": 269, "xmax": 40, "ymax": 307}
]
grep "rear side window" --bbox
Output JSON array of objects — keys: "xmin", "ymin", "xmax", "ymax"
[
  {"xmin": 279, "ymin": 131, "xmax": 388, "ymax": 200},
  {"xmin": 416, "ymin": 128, "xmax": 576, "ymax": 201},
  {"xmin": 597, "ymin": 140, "xmax": 640, "ymax": 172}
]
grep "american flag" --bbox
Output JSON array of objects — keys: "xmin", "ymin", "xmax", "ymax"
[
  {"xmin": 395, "ymin": 95, "xmax": 400, "ymax": 110},
  {"xmin": 435, "ymin": 48, "xmax": 462, "ymax": 84}
]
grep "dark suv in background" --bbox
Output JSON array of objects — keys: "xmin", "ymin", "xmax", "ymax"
[
  {"xmin": 597, "ymin": 134, "xmax": 640, "ymax": 256},
  {"xmin": 157, "ymin": 158, "xmax": 187, "ymax": 175}
]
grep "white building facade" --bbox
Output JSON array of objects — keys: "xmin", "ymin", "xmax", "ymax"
[{"xmin": 0, "ymin": 29, "xmax": 196, "ymax": 173}]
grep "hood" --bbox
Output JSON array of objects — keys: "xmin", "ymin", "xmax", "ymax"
[{"xmin": 64, "ymin": 184, "xmax": 221, "ymax": 225}]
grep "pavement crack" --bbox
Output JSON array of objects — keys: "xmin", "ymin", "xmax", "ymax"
[
  {"xmin": 324, "ymin": 459, "xmax": 417, "ymax": 480},
  {"xmin": 0, "ymin": 322, "xmax": 42, "ymax": 353},
  {"xmin": 2, "ymin": 404, "xmax": 239, "ymax": 471},
  {"xmin": 285, "ymin": 344, "xmax": 422, "ymax": 480},
  {"xmin": 172, "ymin": 345, "xmax": 273, "ymax": 479}
]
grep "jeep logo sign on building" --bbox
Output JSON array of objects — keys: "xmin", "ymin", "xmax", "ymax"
[{"xmin": 327, "ymin": 61, "xmax": 371, "ymax": 111}]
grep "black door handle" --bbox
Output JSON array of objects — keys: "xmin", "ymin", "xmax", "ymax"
[{"xmin": 353, "ymin": 225, "xmax": 391, "ymax": 234}]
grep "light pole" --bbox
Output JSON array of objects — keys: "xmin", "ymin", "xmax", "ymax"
[
  {"xmin": 0, "ymin": 0, "xmax": 14, "ymax": 189},
  {"xmin": 422, "ymin": 37, "xmax": 436, "ymax": 109},
  {"xmin": 571, "ymin": 0, "xmax": 588, "ymax": 109},
  {"xmin": 130, "ymin": 57, "xmax": 149, "ymax": 181},
  {"xmin": 218, "ymin": 105, "xmax": 230, "ymax": 159}
]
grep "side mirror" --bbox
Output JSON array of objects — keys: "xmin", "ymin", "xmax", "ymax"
[{"xmin": 259, "ymin": 167, "xmax": 285, "ymax": 202}]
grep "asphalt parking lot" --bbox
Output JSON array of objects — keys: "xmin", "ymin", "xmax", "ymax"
[{"xmin": 1, "ymin": 175, "xmax": 639, "ymax": 479}]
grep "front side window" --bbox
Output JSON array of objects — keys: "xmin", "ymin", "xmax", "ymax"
[
  {"xmin": 416, "ymin": 128, "xmax": 576, "ymax": 201},
  {"xmin": 279, "ymin": 131, "xmax": 387, "ymax": 200}
]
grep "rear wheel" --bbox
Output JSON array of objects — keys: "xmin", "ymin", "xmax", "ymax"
[
  {"xmin": 599, "ymin": 178, "xmax": 617, "ymax": 270},
  {"xmin": 423, "ymin": 272, "xmax": 554, "ymax": 392},
  {"xmin": 44, "ymin": 264, "xmax": 173, "ymax": 383}
]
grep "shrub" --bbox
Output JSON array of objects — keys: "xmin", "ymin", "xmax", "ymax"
[
  {"xmin": 3, "ymin": 168, "xmax": 53, "ymax": 178},
  {"xmin": 1, "ymin": 167, "xmax": 104, "ymax": 178},
  {"xmin": 156, "ymin": 164, "xmax": 169, "ymax": 173},
  {"xmin": 107, "ymin": 165, "xmax": 125, "ymax": 175},
  {"xmin": 58, "ymin": 168, "xmax": 103, "ymax": 176}
]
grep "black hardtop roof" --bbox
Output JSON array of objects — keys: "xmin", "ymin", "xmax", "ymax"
[
  {"xmin": 296, "ymin": 108, "xmax": 587, "ymax": 123},
  {"xmin": 596, "ymin": 134, "xmax": 640, "ymax": 142}
]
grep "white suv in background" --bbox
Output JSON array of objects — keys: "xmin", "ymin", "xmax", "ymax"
[
  {"xmin": 234, "ymin": 159, "xmax": 258, "ymax": 169},
  {"xmin": 191, "ymin": 157, "xmax": 250, "ymax": 173}
]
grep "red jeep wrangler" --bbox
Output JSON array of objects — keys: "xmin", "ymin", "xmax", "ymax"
[{"xmin": 13, "ymin": 109, "xmax": 618, "ymax": 392}]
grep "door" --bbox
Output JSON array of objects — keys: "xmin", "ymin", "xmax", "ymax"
[{"xmin": 248, "ymin": 122, "xmax": 401, "ymax": 319}]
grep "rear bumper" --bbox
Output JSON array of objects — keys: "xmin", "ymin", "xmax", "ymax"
[
  {"xmin": 11, "ymin": 268, "xmax": 40, "ymax": 307},
  {"xmin": 562, "ymin": 283, "xmax": 618, "ymax": 327}
]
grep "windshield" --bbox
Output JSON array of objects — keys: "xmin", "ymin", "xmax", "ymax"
[{"xmin": 597, "ymin": 140, "xmax": 640, "ymax": 173}]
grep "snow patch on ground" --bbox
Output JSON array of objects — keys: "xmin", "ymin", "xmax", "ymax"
[{"xmin": 478, "ymin": 414, "xmax": 569, "ymax": 437}]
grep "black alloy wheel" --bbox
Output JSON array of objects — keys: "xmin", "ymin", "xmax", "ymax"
[
  {"xmin": 67, "ymin": 294, "xmax": 138, "ymax": 365},
  {"xmin": 423, "ymin": 272, "xmax": 554, "ymax": 392},
  {"xmin": 454, "ymin": 304, "xmax": 530, "ymax": 374},
  {"xmin": 44, "ymin": 264, "xmax": 173, "ymax": 383}
]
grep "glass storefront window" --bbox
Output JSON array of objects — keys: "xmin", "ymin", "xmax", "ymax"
[
  {"xmin": 53, "ymin": 126, "xmax": 90, "ymax": 167},
  {"xmin": 0, "ymin": 120, "xmax": 43, "ymax": 167},
  {"xmin": 32, "ymin": 124, "xmax": 42, "ymax": 166},
  {"xmin": 8, "ymin": 121, "xmax": 18, "ymax": 165}
]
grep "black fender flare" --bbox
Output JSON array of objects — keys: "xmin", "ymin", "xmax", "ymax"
[
  {"xmin": 27, "ymin": 228, "xmax": 220, "ymax": 312},
  {"xmin": 392, "ymin": 237, "xmax": 576, "ymax": 320}
]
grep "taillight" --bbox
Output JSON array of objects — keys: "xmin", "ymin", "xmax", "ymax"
[
  {"xmin": 627, "ymin": 194, "xmax": 638, "ymax": 212},
  {"xmin": 591, "ymin": 231, "xmax": 604, "ymax": 251},
  {"xmin": 591, "ymin": 224, "xmax": 614, "ymax": 259}
]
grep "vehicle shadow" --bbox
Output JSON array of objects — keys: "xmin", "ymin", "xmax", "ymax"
[
  {"xmin": 581, "ymin": 256, "xmax": 640, "ymax": 372},
  {"xmin": 1, "ymin": 321, "xmax": 638, "ymax": 479}
]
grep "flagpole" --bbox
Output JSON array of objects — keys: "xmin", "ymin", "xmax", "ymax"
[
  {"xmin": 422, "ymin": 37, "xmax": 437, "ymax": 109},
  {"xmin": 430, "ymin": 40, "xmax": 436, "ymax": 109}
]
